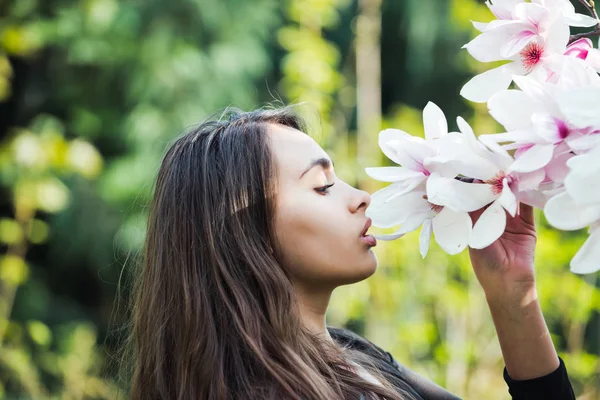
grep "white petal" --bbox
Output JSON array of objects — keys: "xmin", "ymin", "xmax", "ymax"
[
  {"xmin": 543, "ymin": 15, "xmax": 570, "ymax": 55},
  {"xmin": 432, "ymin": 207, "xmax": 472, "ymax": 255},
  {"xmin": 571, "ymin": 227, "xmax": 600, "ymax": 274},
  {"xmin": 557, "ymin": 87, "xmax": 600, "ymax": 127},
  {"xmin": 463, "ymin": 21, "xmax": 531, "ymax": 62},
  {"xmin": 564, "ymin": 152, "xmax": 600, "ymax": 204},
  {"xmin": 472, "ymin": 20, "xmax": 490, "ymax": 32},
  {"xmin": 423, "ymin": 102, "xmax": 448, "ymax": 140},
  {"xmin": 544, "ymin": 191, "xmax": 600, "ymax": 230},
  {"xmin": 499, "ymin": 178, "xmax": 518, "ymax": 216},
  {"xmin": 488, "ymin": 89, "xmax": 544, "ymax": 131},
  {"xmin": 386, "ymin": 136, "xmax": 437, "ymax": 172},
  {"xmin": 374, "ymin": 211, "xmax": 430, "ymax": 240},
  {"xmin": 509, "ymin": 143, "xmax": 555, "ymax": 172},
  {"xmin": 365, "ymin": 167, "xmax": 425, "ymax": 183},
  {"xmin": 514, "ymin": 3, "xmax": 548, "ymax": 28},
  {"xmin": 460, "ymin": 64, "xmax": 515, "ymax": 103},
  {"xmin": 564, "ymin": 12, "xmax": 599, "ymax": 28},
  {"xmin": 470, "ymin": 200, "xmax": 507, "ymax": 249},
  {"xmin": 426, "ymin": 173, "xmax": 498, "ymax": 212},
  {"xmin": 378, "ymin": 129, "xmax": 411, "ymax": 164},
  {"xmin": 367, "ymin": 187, "xmax": 429, "ymax": 228},
  {"xmin": 419, "ymin": 219, "xmax": 433, "ymax": 258},
  {"xmin": 512, "ymin": 75, "xmax": 562, "ymax": 115}
]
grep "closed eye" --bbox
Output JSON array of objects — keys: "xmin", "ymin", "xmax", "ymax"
[{"xmin": 315, "ymin": 183, "xmax": 335, "ymax": 195}]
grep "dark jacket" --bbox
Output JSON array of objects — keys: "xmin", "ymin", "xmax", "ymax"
[{"xmin": 328, "ymin": 327, "xmax": 575, "ymax": 400}]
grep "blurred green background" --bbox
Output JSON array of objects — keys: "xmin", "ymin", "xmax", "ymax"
[{"xmin": 0, "ymin": 0, "xmax": 599, "ymax": 398}]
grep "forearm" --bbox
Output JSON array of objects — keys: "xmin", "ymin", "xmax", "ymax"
[{"xmin": 486, "ymin": 284, "xmax": 560, "ymax": 381}]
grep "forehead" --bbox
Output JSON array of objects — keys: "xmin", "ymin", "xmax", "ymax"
[{"xmin": 267, "ymin": 123, "xmax": 329, "ymax": 178}]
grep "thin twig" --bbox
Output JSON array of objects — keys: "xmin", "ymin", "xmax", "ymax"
[{"xmin": 569, "ymin": 28, "xmax": 600, "ymax": 43}]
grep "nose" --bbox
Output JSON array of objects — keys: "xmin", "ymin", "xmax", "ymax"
[{"xmin": 352, "ymin": 188, "xmax": 371, "ymax": 213}]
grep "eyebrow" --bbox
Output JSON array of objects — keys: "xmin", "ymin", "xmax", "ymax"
[{"xmin": 299, "ymin": 157, "xmax": 334, "ymax": 179}]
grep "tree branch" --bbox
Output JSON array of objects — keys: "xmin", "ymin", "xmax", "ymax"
[{"xmin": 569, "ymin": 28, "xmax": 600, "ymax": 43}]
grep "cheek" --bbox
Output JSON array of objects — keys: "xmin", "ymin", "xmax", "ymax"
[{"xmin": 274, "ymin": 193, "xmax": 378, "ymax": 285}]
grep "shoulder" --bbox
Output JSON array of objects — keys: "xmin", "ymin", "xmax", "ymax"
[{"xmin": 327, "ymin": 326, "xmax": 462, "ymax": 400}]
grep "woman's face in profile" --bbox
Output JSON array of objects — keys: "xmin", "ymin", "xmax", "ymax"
[{"xmin": 268, "ymin": 123, "xmax": 378, "ymax": 290}]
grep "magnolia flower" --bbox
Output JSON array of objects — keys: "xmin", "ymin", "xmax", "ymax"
[
  {"xmin": 483, "ymin": 0, "xmax": 598, "ymax": 26},
  {"xmin": 425, "ymin": 120, "xmax": 547, "ymax": 249},
  {"xmin": 367, "ymin": 183, "xmax": 472, "ymax": 258},
  {"xmin": 564, "ymin": 38, "xmax": 600, "ymax": 72},
  {"xmin": 482, "ymin": 74, "xmax": 600, "ymax": 181},
  {"xmin": 544, "ymin": 146, "xmax": 600, "ymax": 273},
  {"xmin": 461, "ymin": 0, "xmax": 597, "ymax": 102},
  {"xmin": 365, "ymin": 102, "xmax": 472, "ymax": 257}
]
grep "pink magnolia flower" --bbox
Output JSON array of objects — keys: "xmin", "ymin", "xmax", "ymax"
[
  {"xmin": 461, "ymin": 0, "xmax": 597, "ymax": 102},
  {"xmin": 564, "ymin": 38, "xmax": 600, "ymax": 72}
]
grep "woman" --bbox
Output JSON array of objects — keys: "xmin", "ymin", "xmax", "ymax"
[{"xmin": 127, "ymin": 107, "xmax": 575, "ymax": 399}]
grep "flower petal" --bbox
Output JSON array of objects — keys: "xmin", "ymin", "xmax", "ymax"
[
  {"xmin": 564, "ymin": 12, "xmax": 600, "ymax": 28},
  {"xmin": 432, "ymin": 207, "xmax": 472, "ymax": 255},
  {"xmin": 367, "ymin": 187, "xmax": 429, "ymax": 228},
  {"xmin": 460, "ymin": 63, "xmax": 515, "ymax": 103},
  {"xmin": 378, "ymin": 129, "xmax": 411, "ymax": 164},
  {"xmin": 419, "ymin": 219, "xmax": 433, "ymax": 258},
  {"xmin": 564, "ymin": 148, "xmax": 600, "ymax": 204},
  {"xmin": 557, "ymin": 87, "xmax": 600, "ymax": 128},
  {"xmin": 463, "ymin": 21, "xmax": 531, "ymax": 62},
  {"xmin": 423, "ymin": 102, "xmax": 448, "ymax": 140},
  {"xmin": 488, "ymin": 89, "xmax": 545, "ymax": 131},
  {"xmin": 544, "ymin": 191, "xmax": 600, "ymax": 230},
  {"xmin": 499, "ymin": 178, "xmax": 518, "ymax": 216},
  {"xmin": 426, "ymin": 173, "xmax": 498, "ymax": 212},
  {"xmin": 365, "ymin": 167, "xmax": 426, "ymax": 183},
  {"xmin": 509, "ymin": 143, "xmax": 555, "ymax": 172},
  {"xmin": 470, "ymin": 200, "xmax": 507, "ymax": 249},
  {"xmin": 386, "ymin": 136, "xmax": 437, "ymax": 172},
  {"xmin": 571, "ymin": 226, "xmax": 600, "ymax": 274}
]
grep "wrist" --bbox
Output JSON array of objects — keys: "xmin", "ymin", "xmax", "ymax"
[{"xmin": 484, "ymin": 279, "xmax": 538, "ymax": 307}]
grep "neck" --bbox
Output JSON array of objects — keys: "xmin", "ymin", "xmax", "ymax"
[{"xmin": 293, "ymin": 282, "xmax": 334, "ymax": 343}]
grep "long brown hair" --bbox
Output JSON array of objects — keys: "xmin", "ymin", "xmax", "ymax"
[{"xmin": 124, "ymin": 106, "xmax": 412, "ymax": 399}]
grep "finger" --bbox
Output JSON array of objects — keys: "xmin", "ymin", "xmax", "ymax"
[{"xmin": 518, "ymin": 202, "xmax": 535, "ymax": 226}]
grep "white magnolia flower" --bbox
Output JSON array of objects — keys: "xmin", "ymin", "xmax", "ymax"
[
  {"xmin": 461, "ymin": 0, "xmax": 597, "ymax": 102},
  {"xmin": 426, "ymin": 120, "xmax": 547, "ymax": 249},
  {"xmin": 365, "ymin": 103, "xmax": 472, "ymax": 258},
  {"xmin": 544, "ymin": 146, "xmax": 600, "ymax": 273}
]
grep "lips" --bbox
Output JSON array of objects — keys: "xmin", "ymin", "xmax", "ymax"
[{"xmin": 360, "ymin": 218, "xmax": 372, "ymax": 237}]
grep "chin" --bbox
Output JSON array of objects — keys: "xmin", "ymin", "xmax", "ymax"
[{"xmin": 344, "ymin": 251, "xmax": 378, "ymax": 284}]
